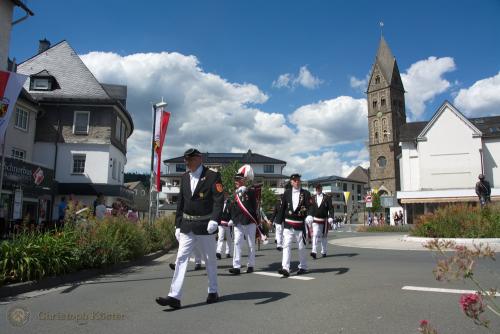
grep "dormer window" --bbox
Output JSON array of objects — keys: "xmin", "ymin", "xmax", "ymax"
[{"xmin": 29, "ymin": 70, "xmax": 58, "ymax": 91}]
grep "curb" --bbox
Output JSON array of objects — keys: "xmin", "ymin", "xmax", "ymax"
[
  {"xmin": 0, "ymin": 248, "xmax": 171, "ymax": 299},
  {"xmin": 403, "ymin": 235, "xmax": 500, "ymax": 245}
]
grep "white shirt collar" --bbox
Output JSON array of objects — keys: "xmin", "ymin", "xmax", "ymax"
[
  {"xmin": 190, "ymin": 164, "xmax": 203, "ymax": 179},
  {"xmin": 292, "ymin": 187, "xmax": 301, "ymax": 193}
]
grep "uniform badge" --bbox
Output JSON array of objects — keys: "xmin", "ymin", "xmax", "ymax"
[
  {"xmin": 288, "ymin": 210, "xmax": 292, "ymax": 215},
  {"xmin": 199, "ymin": 192, "xmax": 204, "ymax": 198},
  {"xmin": 215, "ymin": 183, "xmax": 223, "ymax": 193}
]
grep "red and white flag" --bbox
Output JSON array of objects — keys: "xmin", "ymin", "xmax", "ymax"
[
  {"xmin": 153, "ymin": 105, "xmax": 171, "ymax": 191},
  {"xmin": 0, "ymin": 71, "xmax": 28, "ymax": 145}
]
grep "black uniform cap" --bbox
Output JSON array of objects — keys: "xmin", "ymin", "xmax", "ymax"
[
  {"xmin": 183, "ymin": 148, "xmax": 202, "ymax": 158},
  {"xmin": 315, "ymin": 183, "xmax": 323, "ymax": 189},
  {"xmin": 290, "ymin": 173, "xmax": 301, "ymax": 180}
]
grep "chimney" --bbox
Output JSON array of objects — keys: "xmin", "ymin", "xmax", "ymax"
[{"xmin": 38, "ymin": 39, "xmax": 51, "ymax": 53}]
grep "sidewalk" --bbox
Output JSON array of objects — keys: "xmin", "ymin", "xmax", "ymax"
[{"xmin": 329, "ymin": 226, "xmax": 500, "ymax": 252}]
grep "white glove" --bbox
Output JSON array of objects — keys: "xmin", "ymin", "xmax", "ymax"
[
  {"xmin": 328, "ymin": 218, "xmax": 333, "ymax": 224},
  {"xmin": 207, "ymin": 220, "xmax": 218, "ymax": 234},
  {"xmin": 175, "ymin": 228, "xmax": 181, "ymax": 241},
  {"xmin": 228, "ymin": 220, "xmax": 234, "ymax": 227},
  {"xmin": 305, "ymin": 215, "xmax": 313, "ymax": 226}
]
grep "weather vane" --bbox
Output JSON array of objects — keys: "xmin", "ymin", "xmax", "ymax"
[{"xmin": 379, "ymin": 21, "xmax": 384, "ymax": 37}]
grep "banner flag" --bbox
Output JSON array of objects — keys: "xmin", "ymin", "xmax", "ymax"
[
  {"xmin": 343, "ymin": 191, "xmax": 350, "ymax": 206},
  {"xmin": 153, "ymin": 105, "xmax": 170, "ymax": 191},
  {"xmin": 0, "ymin": 71, "xmax": 28, "ymax": 145}
]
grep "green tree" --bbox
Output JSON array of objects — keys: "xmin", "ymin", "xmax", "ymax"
[
  {"xmin": 261, "ymin": 185, "xmax": 278, "ymax": 214},
  {"xmin": 219, "ymin": 161, "xmax": 240, "ymax": 194},
  {"xmin": 368, "ymin": 192, "xmax": 381, "ymax": 214}
]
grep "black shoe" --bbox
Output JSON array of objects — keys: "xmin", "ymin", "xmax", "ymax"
[
  {"xmin": 228, "ymin": 268, "xmax": 241, "ymax": 275},
  {"xmin": 194, "ymin": 264, "xmax": 202, "ymax": 271},
  {"xmin": 216, "ymin": 253, "xmax": 221, "ymax": 260},
  {"xmin": 322, "ymin": 253, "xmax": 327, "ymax": 258},
  {"xmin": 310, "ymin": 252, "xmax": 317, "ymax": 259},
  {"xmin": 278, "ymin": 268, "xmax": 290, "ymax": 277},
  {"xmin": 206, "ymin": 292, "xmax": 219, "ymax": 304},
  {"xmin": 226, "ymin": 254, "xmax": 232, "ymax": 258},
  {"xmin": 155, "ymin": 296, "xmax": 181, "ymax": 309},
  {"xmin": 169, "ymin": 263, "xmax": 176, "ymax": 270},
  {"xmin": 297, "ymin": 268, "xmax": 308, "ymax": 275},
  {"xmin": 276, "ymin": 246, "xmax": 282, "ymax": 251},
  {"xmin": 246, "ymin": 267, "xmax": 254, "ymax": 273}
]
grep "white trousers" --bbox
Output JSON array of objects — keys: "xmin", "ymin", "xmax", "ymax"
[
  {"xmin": 168, "ymin": 232, "xmax": 218, "ymax": 300},
  {"xmin": 233, "ymin": 224, "xmax": 256, "ymax": 269},
  {"xmin": 216, "ymin": 225, "xmax": 233, "ymax": 255},
  {"xmin": 311, "ymin": 222, "xmax": 328, "ymax": 255},
  {"xmin": 282, "ymin": 227, "xmax": 307, "ymax": 271},
  {"xmin": 275, "ymin": 223, "xmax": 284, "ymax": 247},
  {"xmin": 192, "ymin": 244, "xmax": 202, "ymax": 264}
]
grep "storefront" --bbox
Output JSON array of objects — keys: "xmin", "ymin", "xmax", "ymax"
[{"xmin": 0, "ymin": 157, "xmax": 55, "ymax": 226}]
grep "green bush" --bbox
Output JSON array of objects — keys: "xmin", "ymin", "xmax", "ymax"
[
  {"xmin": 0, "ymin": 214, "xmax": 177, "ymax": 286},
  {"xmin": 357, "ymin": 224, "xmax": 413, "ymax": 233},
  {"xmin": 411, "ymin": 203, "xmax": 500, "ymax": 238}
]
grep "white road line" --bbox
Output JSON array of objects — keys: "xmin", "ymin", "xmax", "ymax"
[
  {"xmin": 402, "ymin": 286, "xmax": 500, "ymax": 296},
  {"xmin": 253, "ymin": 271, "xmax": 315, "ymax": 281}
]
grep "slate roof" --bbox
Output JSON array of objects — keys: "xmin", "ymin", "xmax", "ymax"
[
  {"xmin": 307, "ymin": 175, "xmax": 366, "ymax": 184},
  {"xmin": 164, "ymin": 150, "xmax": 286, "ymax": 165},
  {"xmin": 347, "ymin": 166, "xmax": 369, "ymax": 184},
  {"xmin": 375, "ymin": 37, "xmax": 396, "ymax": 84},
  {"xmin": 399, "ymin": 122, "xmax": 428, "ymax": 142}
]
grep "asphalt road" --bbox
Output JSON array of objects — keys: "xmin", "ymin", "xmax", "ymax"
[{"xmin": 1, "ymin": 230, "xmax": 499, "ymax": 334}]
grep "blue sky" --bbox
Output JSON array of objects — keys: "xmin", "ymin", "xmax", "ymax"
[{"xmin": 9, "ymin": 0, "xmax": 500, "ymax": 178}]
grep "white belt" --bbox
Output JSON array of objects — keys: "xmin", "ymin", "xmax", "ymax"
[{"xmin": 183, "ymin": 213, "xmax": 211, "ymax": 220}]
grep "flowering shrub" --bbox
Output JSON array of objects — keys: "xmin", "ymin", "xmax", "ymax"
[
  {"xmin": 357, "ymin": 225, "xmax": 413, "ymax": 233},
  {"xmin": 423, "ymin": 239, "xmax": 499, "ymax": 330},
  {"xmin": 411, "ymin": 203, "xmax": 500, "ymax": 238}
]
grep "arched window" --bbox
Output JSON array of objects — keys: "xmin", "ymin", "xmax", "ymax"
[
  {"xmin": 375, "ymin": 76, "xmax": 380, "ymax": 84},
  {"xmin": 382, "ymin": 118, "xmax": 388, "ymax": 142},
  {"xmin": 373, "ymin": 120, "xmax": 379, "ymax": 143},
  {"xmin": 377, "ymin": 156, "xmax": 387, "ymax": 168}
]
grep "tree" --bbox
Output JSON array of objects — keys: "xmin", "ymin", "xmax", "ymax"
[
  {"xmin": 261, "ymin": 184, "xmax": 278, "ymax": 214},
  {"xmin": 367, "ymin": 192, "xmax": 381, "ymax": 213},
  {"xmin": 219, "ymin": 161, "xmax": 240, "ymax": 194}
]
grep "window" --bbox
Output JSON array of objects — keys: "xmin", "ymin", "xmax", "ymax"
[
  {"xmin": 31, "ymin": 78, "xmax": 51, "ymax": 90},
  {"xmin": 14, "ymin": 108, "xmax": 29, "ymax": 131},
  {"xmin": 176, "ymin": 164, "xmax": 186, "ymax": 173},
  {"xmin": 343, "ymin": 183, "xmax": 347, "ymax": 191},
  {"xmin": 263, "ymin": 164, "xmax": 274, "ymax": 173},
  {"xmin": 11, "ymin": 148, "xmax": 26, "ymax": 160},
  {"xmin": 357, "ymin": 184, "xmax": 361, "ymax": 193},
  {"xmin": 120, "ymin": 121, "xmax": 126, "ymax": 144},
  {"xmin": 372, "ymin": 100, "xmax": 377, "ymax": 109},
  {"xmin": 115, "ymin": 117, "xmax": 122, "ymax": 141},
  {"xmin": 72, "ymin": 155, "xmax": 86, "ymax": 174},
  {"xmin": 381, "ymin": 98, "xmax": 386, "ymax": 107},
  {"xmin": 377, "ymin": 156, "xmax": 387, "ymax": 168},
  {"xmin": 73, "ymin": 111, "xmax": 90, "ymax": 134},
  {"xmin": 351, "ymin": 184, "xmax": 354, "ymax": 190},
  {"xmin": 375, "ymin": 76, "xmax": 380, "ymax": 84},
  {"xmin": 112, "ymin": 159, "xmax": 117, "ymax": 180}
]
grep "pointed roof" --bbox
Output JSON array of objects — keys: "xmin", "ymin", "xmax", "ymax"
[{"xmin": 375, "ymin": 36, "xmax": 396, "ymax": 84}]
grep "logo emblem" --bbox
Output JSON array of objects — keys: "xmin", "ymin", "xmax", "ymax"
[
  {"xmin": 33, "ymin": 167, "xmax": 44, "ymax": 185},
  {"xmin": 0, "ymin": 97, "xmax": 10, "ymax": 118},
  {"xmin": 7, "ymin": 305, "xmax": 30, "ymax": 327}
]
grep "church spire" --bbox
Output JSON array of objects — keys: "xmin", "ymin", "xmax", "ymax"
[{"xmin": 375, "ymin": 36, "xmax": 396, "ymax": 84}]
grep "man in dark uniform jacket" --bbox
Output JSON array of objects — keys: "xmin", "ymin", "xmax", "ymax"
[
  {"xmin": 475, "ymin": 174, "xmax": 491, "ymax": 207},
  {"xmin": 156, "ymin": 148, "xmax": 224, "ymax": 309},
  {"xmin": 227, "ymin": 165, "xmax": 259, "ymax": 275},
  {"xmin": 216, "ymin": 193, "xmax": 233, "ymax": 259},
  {"xmin": 276, "ymin": 173, "xmax": 313, "ymax": 277},
  {"xmin": 308, "ymin": 184, "xmax": 334, "ymax": 258}
]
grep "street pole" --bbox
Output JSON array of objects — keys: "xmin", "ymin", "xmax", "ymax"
[{"xmin": 148, "ymin": 103, "xmax": 157, "ymax": 224}]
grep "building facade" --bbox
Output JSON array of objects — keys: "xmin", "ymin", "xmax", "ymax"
[
  {"xmin": 16, "ymin": 40, "xmax": 134, "ymax": 217},
  {"xmin": 162, "ymin": 150, "xmax": 287, "ymax": 207},
  {"xmin": 398, "ymin": 101, "xmax": 500, "ymax": 223},
  {"xmin": 306, "ymin": 175, "xmax": 368, "ymax": 222}
]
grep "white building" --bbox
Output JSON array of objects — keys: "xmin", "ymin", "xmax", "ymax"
[
  {"xmin": 162, "ymin": 150, "xmax": 287, "ymax": 209},
  {"xmin": 398, "ymin": 101, "xmax": 500, "ymax": 223},
  {"xmin": 17, "ymin": 40, "xmax": 134, "ymax": 217}
]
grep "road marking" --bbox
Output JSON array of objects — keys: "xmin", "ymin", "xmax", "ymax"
[
  {"xmin": 253, "ymin": 271, "xmax": 315, "ymax": 281},
  {"xmin": 402, "ymin": 286, "xmax": 500, "ymax": 296}
]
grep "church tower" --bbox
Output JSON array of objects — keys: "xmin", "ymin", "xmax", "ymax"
[{"xmin": 367, "ymin": 37, "xmax": 406, "ymax": 194}]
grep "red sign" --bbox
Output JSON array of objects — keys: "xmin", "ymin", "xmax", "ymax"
[{"xmin": 365, "ymin": 195, "xmax": 372, "ymax": 203}]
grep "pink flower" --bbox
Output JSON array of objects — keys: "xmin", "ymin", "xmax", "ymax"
[
  {"xmin": 420, "ymin": 320, "xmax": 428, "ymax": 326},
  {"xmin": 459, "ymin": 293, "xmax": 485, "ymax": 320}
]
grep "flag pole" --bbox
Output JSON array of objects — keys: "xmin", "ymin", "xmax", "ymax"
[{"xmin": 148, "ymin": 103, "xmax": 157, "ymax": 224}]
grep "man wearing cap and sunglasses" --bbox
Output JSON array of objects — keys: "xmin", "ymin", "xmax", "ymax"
[
  {"xmin": 309, "ymin": 184, "xmax": 335, "ymax": 259},
  {"xmin": 156, "ymin": 148, "xmax": 224, "ymax": 309},
  {"xmin": 276, "ymin": 173, "xmax": 313, "ymax": 277}
]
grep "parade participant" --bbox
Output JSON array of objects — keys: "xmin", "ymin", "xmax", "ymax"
[
  {"xmin": 308, "ymin": 184, "xmax": 334, "ymax": 258},
  {"xmin": 228, "ymin": 165, "xmax": 259, "ymax": 275},
  {"xmin": 217, "ymin": 194, "xmax": 233, "ymax": 259},
  {"xmin": 169, "ymin": 244, "xmax": 203, "ymax": 271},
  {"xmin": 156, "ymin": 148, "xmax": 223, "ymax": 309},
  {"xmin": 276, "ymin": 173, "xmax": 312, "ymax": 277}
]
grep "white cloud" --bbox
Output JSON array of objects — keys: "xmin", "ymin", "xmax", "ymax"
[
  {"xmin": 453, "ymin": 71, "xmax": 500, "ymax": 117},
  {"xmin": 82, "ymin": 51, "xmax": 366, "ymax": 179},
  {"xmin": 350, "ymin": 73, "xmax": 370, "ymax": 91},
  {"xmin": 401, "ymin": 56, "xmax": 456, "ymax": 119},
  {"xmin": 272, "ymin": 65, "xmax": 323, "ymax": 90}
]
